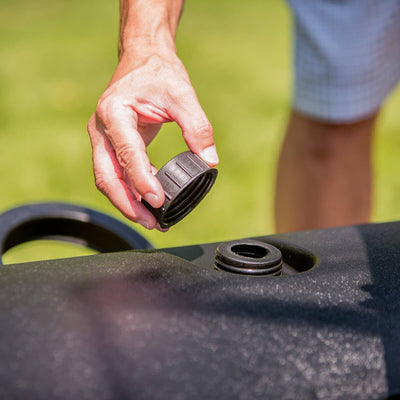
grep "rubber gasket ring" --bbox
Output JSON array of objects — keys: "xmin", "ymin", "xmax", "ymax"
[
  {"xmin": 215, "ymin": 239, "xmax": 283, "ymax": 276},
  {"xmin": 142, "ymin": 151, "xmax": 218, "ymax": 229}
]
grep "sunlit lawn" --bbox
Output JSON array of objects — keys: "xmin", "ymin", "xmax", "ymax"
[{"xmin": 1, "ymin": 0, "xmax": 399, "ymax": 263}]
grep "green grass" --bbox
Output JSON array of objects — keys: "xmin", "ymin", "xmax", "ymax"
[{"xmin": 1, "ymin": 0, "xmax": 400, "ymax": 264}]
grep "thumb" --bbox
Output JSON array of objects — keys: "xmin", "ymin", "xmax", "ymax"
[{"xmin": 168, "ymin": 88, "xmax": 219, "ymax": 167}]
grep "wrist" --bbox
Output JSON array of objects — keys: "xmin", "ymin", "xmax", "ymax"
[
  {"xmin": 119, "ymin": 34, "xmax": 176, "ymax": 62},
  {"xmin": 119, "ymin": 0, "xmax": 183, "ymax": 60}
]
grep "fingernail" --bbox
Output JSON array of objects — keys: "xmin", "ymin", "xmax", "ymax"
[
  {"xmin": 143, "ymin": 192, "xmax": 160, "ymax": 208},
  {"xmin": 199, "ymin": 145, "xmax": 219, "ymax": 166},
  {"xmin": 138, "ymin": 220, "xmax": 151, "ymax": 230},
  {"xmin": 156, "ymin": 224, "xmax": 169, "ymax": 233}
]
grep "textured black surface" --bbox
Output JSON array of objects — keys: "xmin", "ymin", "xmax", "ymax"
[{"xmin": 1, "ymin": 222, "xmax": 400, "ymax": 399}]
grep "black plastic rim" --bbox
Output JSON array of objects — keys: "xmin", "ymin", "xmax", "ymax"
[
  {"xmin": 162, "ymin": 171, "xmax": 216, "ymax": 226},
  {"xmin": 0, "ymin": 202, "xmax": 154, "ymax": 265},
  {"xmin": 215, "ymin": 239, "xmax": 283, "ymax": 276}
]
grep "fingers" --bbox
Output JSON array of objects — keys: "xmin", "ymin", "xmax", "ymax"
[
  {"xmin": 95, "ymin": 98, "xmax": 165, "ymax": 209},
  {"xmin": 168, "ymin": 85, "xmax": 219, "ymax": 167},
  {"xmin": 88, "ymin": 114, "xmax": 159, "ymax": 230},
  {"xmin": 87, "ymin": 53, "xmax": 218, "ymax": 231}
]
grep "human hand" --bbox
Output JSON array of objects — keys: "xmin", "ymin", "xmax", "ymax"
[{"xmin": 87, "ymin": 51, "xmax": 218, "ymax": 230}]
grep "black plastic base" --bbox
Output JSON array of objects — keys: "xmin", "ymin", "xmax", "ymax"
[{"xmin": 1, "ymin": 222, "xmax": 400, "ymax": 399}]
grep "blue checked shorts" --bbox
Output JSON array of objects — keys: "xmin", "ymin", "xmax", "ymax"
[{"xmin": 286, "ymin": 0, "xmax": 400, "ymax": 122}]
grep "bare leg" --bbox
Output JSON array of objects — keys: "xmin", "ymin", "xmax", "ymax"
[{"xmin": 274, "ymin": 110, "xmax": 378, "ymax": 233}]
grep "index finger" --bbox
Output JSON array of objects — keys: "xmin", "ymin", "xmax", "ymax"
[{"xmin": 96, "ymin": 100, "xmax": 165, "ymax": 209}]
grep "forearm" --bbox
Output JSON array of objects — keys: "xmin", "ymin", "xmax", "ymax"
[{"xmin": 119, "ymin": 0, "xmax": 185, "ymax": 59}]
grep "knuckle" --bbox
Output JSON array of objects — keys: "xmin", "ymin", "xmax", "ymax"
[
  {"xmin": 87, "ymin": 114, "xmax": 95, "ymax": 133},
  {"xmin": 197, "ymin": 122, "xmax": 213, "ymax": 136},
  {"xmin": 115, "ymin": 143, "xmax": 137, "ymax": 170},
  {"xmin": 169, "ymin": 83, "xmax": 194, "ymax": 102},
  {"xmin": 94, "ymin": 173, "xmax": 111, "ymax": 196},
  {"xmin": 95, "ymin": 95, "xmax": 117, "ymax": 126},
  {"xmin": 95, "ymin": 102, "xmax": 109, "ymax": 126},
  {"xmin": 187, "ymin": 122, "xmax": 214, "ymax": 141}
]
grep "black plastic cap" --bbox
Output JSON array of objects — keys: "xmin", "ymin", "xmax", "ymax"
[{"xmin": 142, "ymin": 151, "xmax": 218, "ymax": 228}]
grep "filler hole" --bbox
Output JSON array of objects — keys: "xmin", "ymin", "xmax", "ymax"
[{"xmin": 231, "ymin": 244, "xmax": 268, "ymax": 259}]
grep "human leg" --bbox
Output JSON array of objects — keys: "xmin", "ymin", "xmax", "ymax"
[
  {"xmin": 274, "ymin": 110, "xmax": 378, "ymax": 233},
  {"xmin": 276, "ymin": 0, "xmax": 400, "ymax": 232}
]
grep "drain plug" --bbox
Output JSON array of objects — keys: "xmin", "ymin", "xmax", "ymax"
[{"xmin": 215, "ymin": 239, "xmax": 283, "ymax": 276}]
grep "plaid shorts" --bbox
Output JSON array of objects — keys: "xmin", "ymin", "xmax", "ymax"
[{"xmin": 287, "ymin": 0, "xmax": 400, "ymax": 122}]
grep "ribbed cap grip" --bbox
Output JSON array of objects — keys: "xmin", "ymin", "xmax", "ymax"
[{"xmin": 142, "ymin": 151, "xmax": 218, "ymax": 228}]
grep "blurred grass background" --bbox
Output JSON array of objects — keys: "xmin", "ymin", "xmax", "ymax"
[{"xmin": 1, "ymin": 0, "xmax": 400, "ymax": 263}]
